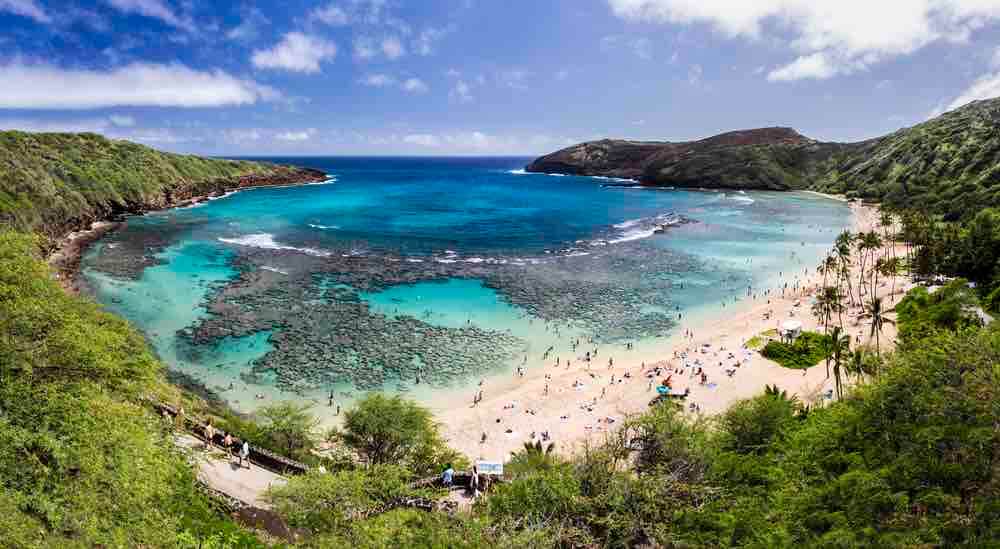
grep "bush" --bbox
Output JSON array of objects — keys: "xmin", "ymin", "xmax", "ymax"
[{"xmin": 761, "ymin": 331, "xmax": 829, "ymax": 369}]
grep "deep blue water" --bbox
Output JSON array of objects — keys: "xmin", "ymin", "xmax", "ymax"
[{"xmin": 82, "ymin": 157, "xmax": 852, "ymax": 412}]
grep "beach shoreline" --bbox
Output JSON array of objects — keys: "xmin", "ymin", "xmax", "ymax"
[{"xmin": 430, "ymin": 199, "xmax": 909, "ymax": 462}]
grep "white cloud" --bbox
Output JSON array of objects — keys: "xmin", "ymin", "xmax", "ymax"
[
  {"xmin": 0, "ymin": 0, "xmax": 50, "ymax": 23},
  {"xmin": 359, "ymin": 73, "xmax": 396, "ymax": 87},
  {"xmin": 943, "ymin": 72, "xmax": 1000, "ymax": 112},
  {"xmin": 449, "ymin": 80, "xmax": 473, "ymax": 102},
  {"xmin": 381, "ymin": 36, "xmax": 405, "ymax": 59},
  {"xmin": 767, "ymin": 52, "xmax": 837, "ymax": 81},
  {"xmin": 276, "ymin": 129, "xmax": 317, "ymax": 141},
  {"xmin": 403, "ymin": 133, "xmax": 441, "ymax": 147},
  {"xmin": 359, "ymin": 74, "xmax": 428, "ymax": 93},
  {"xmin": 497, "ymin": 69, "xmax": 529, "ymax": 89},
  {"xmin": 252, "ymin": 33, "xmax": 337, "ymax": 73},
  {"xmin": 413, "ymin": 27, "xmax": 448, "ymax": 55},
  {"xmin": 608, "ymin": 0, "xmax": 1000, "ymax": 81},
  {"xmin": 555, "ymin": 69, "xmax": 570, "ymax": 81},
  {"xmin": 109, "ymin": 114, "xmax": 135, "ymax": 127},
  {"xmin": 687, "ymin": 63, "xmax": 703, "ymax": 85},
  {"xmin": 402, "ymin": 77, "xmax": 428, "ymax": 93},
  {"xmin": 312, "ymin": 3, "xmax": 349, "ymax": 25},
  {"xmin": 223, "ymin": 128, "xmax": 263, "ymax": 144},
  {"xmin": 397, "ymin": 131, "xmax": 579, "ymax": 154},
  {"xmin": 0, "ymin": 62, "xmax": 276, "ymax": 109},
  {"xmin": 104, "ymin": 0, "xmax": 192, "ymax": 31},
  {"xmin": 226, "ymin": 7, "xmax": 269, "ymax": 42}
]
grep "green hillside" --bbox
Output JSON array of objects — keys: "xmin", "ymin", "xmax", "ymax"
[
  {"xmin": 0, "ymin": 131, "xmax": 322, "ymax": 238},
  {"xmin": 529, "ymin": 97, "xmax": 1000, "ymax": 220},
  {"xmin": 815, "ymin": 98, "xmax": 1000, "ymax": 219}
]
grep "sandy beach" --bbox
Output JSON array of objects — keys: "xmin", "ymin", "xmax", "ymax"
[{"xmin": 436, "ymin": 199, "xmax": 908, "ymax": 462}]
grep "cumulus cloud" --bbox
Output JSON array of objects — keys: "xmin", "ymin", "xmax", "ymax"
[
  {"xmin": 104, "ymin": 0, "xmax": 192, "ymax": 31},
  {"xmin": 413, "ymin": 27, "xmax": 448, "ymax": 55},
  {"xmin": 0, "ymin": 62, "xmax": 276, "ymax": 109},
  {"xmin": 358, "ymin": 74, "xmax": 428, "ymax": 93},
  {"xmin": 312, "ymin": 3, "xmax": 349, "ymax": 25},
  {"xmin": 276, "ymin": 128, "xmax": 317, "ymax": 141},
  {"xmin": 226, "ymin": 7, "xmax": 269, "ymax": 42},
  {"xmin": 449, "ymin": 80, "xmax": 473, "ymax": 103},
  {"xmin": 359, "ymin": 73, "xmax": 396, "ymax": 87},
  {"xmin": 398, "ymin": 131, "xmax": 578, "ymax": 154},
  {"xmin": 0, "ymin": 0, "xmax": 50, "ymax": 23},
  {"xmin": 252, "ymin": 33, "xmax": 337, "ymax": 73},
  {"xmin": 223, "ymin": 128, "xmax": 263, "ymax": 144},
  {"xmin": 942, "ymin": 72, "xmax": 1000, "ymax": 112},
  {"xmin": 402, "ymin": 77, "xmax": 428, "ymax": 93},
  {"xmin": 607, "ymin": 0, "xmax": 1000, "ymax": 81},
  {"xmin": 381, "ymin": 36, "xmax": 405, "ymax": 59},
  {"xmin": 403, "ymin": 133, "xmax": 441, "ymax": 147}
]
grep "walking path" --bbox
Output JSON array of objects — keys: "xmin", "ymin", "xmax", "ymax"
[{"xmin": 175, "ymin": 433, "xmax": 286, "ymax": 509}]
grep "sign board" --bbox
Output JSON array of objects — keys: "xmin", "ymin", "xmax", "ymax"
[{"xmin": 475, "ymin": 460, "xmax": 503, "ymax": 476}]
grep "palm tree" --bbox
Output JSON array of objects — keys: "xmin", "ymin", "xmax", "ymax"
[
  {"xmin": 835, "ymin": 231, "xmax": 856, "ymax": 305},
  {"xmin": 860, "ymin": 296, "xmax": 895, "ymax": 358},
  {"xmin": 827, "ymin": 326, "xmax": 851, "ymax": 399}
]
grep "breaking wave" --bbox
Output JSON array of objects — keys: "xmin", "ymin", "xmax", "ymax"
[{"xmin": 218, "ymin": 233, "xmax": 332, "ymax": 257}]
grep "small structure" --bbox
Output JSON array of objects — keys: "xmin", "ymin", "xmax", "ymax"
[{"xmin": 780, "ymin": 320, "xmax": 803, "ymax": 341}]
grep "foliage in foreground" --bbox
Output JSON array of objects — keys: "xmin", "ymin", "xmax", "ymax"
[{"xmin": 0, "ymin": 231, "xmax": 261, "ymax": 547}]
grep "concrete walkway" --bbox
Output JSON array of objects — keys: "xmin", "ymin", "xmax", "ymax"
[{"xmin": 175, "ymin": 434, "xmax": 287, "ymax": 509}]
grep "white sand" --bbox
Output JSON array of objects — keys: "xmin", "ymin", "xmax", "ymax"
[{"xmin": 434, "ymin": 200, "xmax": 908, "ymax": 462}]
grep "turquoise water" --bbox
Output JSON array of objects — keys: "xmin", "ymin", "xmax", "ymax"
[{"xmin": 82, "ymin": 157, "xmax": 851, "ymax": 412}]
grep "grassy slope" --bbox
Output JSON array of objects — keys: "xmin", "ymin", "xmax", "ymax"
[
  {"xmin": 815, "ymin": 98, "xmax": 1000, "ymax": 218},
  {"xmin": 0, "ymin": 131, "xmax": 304, "ymax": 238},
  {"xmin": 0, "ymin": 232, "xmax": 266, "ymax": 547}
]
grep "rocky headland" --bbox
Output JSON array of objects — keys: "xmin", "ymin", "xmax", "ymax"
[{"xmin": 527, "ymin": 97, "xmax": 1000, "ymax": 220}]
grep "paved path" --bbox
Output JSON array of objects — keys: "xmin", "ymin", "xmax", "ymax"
[{"xmin": 175, "ymin": 434, "xmax": 287, "ymax": 509}]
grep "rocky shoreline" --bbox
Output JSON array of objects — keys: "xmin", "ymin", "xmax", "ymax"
[{"xmin": 46, "ymin": 167, "xmax": 328, "ymax": 293}]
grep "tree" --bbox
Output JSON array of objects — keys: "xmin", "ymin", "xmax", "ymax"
[
  {"xmin": 337, "ymin": 393, "xmax": 456, "ymax": 474},
  {"xmin": 835, "ymin": 231, "xmax": 856, "ymax": 305},
  {"xmin": 256, "ymin": 401, "xmax": 320, "ymax": 461},
  {"xmin": 827, "ymin": 326, "xmax": 851, "ymax": 399},
  {"xmin": 860, "ymin": 296, "xmax": 895, "ymax": 357}
]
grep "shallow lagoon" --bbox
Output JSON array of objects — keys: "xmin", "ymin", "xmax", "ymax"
[{"xmin": 82, "ymin": 157, "xmax": 851, "ymax": 414}]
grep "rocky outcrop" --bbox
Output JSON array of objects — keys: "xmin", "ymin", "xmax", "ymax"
[
  {"xmin": 527, "ymin": 98, "xmax": 1000, "ymax": 210},
  {"xmin": 526, "ymin": 127, "xmax": 848, "ymax": 190}
]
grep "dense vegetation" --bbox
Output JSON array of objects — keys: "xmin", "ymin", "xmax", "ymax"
[
  {"xmin": 760, "ymin": 331, "xmax": 829, "ymax": 369},
  {"xmin": 531, "ymin": 97, "xmax": 1000, "ymax": 219},
  {"xmin": 0, "ymin": 131, "xmax": 313, "ymax": 238},
  {"xmin": 0, "ymin": 232, "xmax": 261, "ymax": 547}
]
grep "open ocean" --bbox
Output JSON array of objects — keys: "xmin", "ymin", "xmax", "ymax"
[{"xmin": 82, "ymin": 157, "xmax": 851, "ymax": 413}]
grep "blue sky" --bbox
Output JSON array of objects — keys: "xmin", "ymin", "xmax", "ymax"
[{"xmin": 2, "ymin": 0, "xmax": 1000, "ymax": 155}]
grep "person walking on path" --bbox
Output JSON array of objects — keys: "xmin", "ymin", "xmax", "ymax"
[
  {"xmin": 442, "ymin": 463, "xmax": 454, "ymax": 488},
  {"xmin": 239, "ymin": 441, "xmax": 250, "ymax": 469},
  {"xmin": 203, "ymin": 421, "xmax": 215, "ymax": 451},
  {"xmin": 223, "ymin": 432, "xmax": 233, "ymax": 461}
]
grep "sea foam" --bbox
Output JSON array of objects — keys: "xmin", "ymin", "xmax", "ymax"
[{"xmin": 218, "ymin": 233, "xmax": 331, "ymax": 257}]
